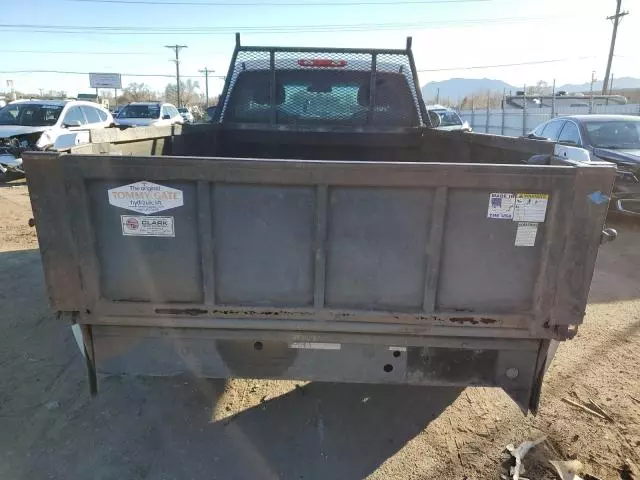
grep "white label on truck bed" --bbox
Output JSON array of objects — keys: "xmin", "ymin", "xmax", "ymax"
[
  {"xmin": 487, "ymin": 193, "xmax": 516, "ymax": 219},
  {"xmin": 121, "ymin": 215, "xmax": 175, "ymax": 237},
  {"xmin": 289, "ymin": 342, "xmax": 341, "ymax": 350},
  {"xmin": 513, "ymin": 193, "xmax": 549, "ymax": 222},
  {"xmin": 108, "ymin": 181, "xmax": 183, "ymax": 214},
  {"xmin": 515, "ymin": 222, "xmax": 538, "ymax": 246}
]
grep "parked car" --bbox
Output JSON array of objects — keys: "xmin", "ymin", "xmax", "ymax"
[
  {"xmin": 426, "ymin": 105, "xmax": 472, "ymax": 132},
  {"xmin": 111, "ymin": 105, "xmax": 125, "ymax": 117},
  {"xmin": 177, "ymin": 107, "xmax": 194, "ymax": 123},
  {"xmin": 205, "ymin": 105, "xmax": 216, "ymax": 122},
  {"xmin": 527, "ymin": 115, "xmax": 640, "ymax": 216},
  {"xmin": 115, "ymin": 102, "xmax": 183, "ymax": 128},
  {"xmin": 0, "ymin": 99, "xmax": 114, "ymax": 179}
]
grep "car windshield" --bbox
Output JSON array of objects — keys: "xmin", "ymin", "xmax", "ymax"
[
  {"xmin": 117, "ymin": 105, "xmax": 160, "ymax": 119},
  {"xmin": 435, "ymin": 110, "xmax": 462, "ymax": 126},
  {"xmin": 178, "ymin": 108, "xmax": 188, "ymax": 113},
  {"xmin": 585, "ymin": 120, "xmax": 640, "ymax": 149},
  {"xmin": 0, "ymin": 104, "xmax": 63, "ymax": 126}
]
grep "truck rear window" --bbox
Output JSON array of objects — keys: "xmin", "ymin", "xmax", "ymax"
[{"xmin": 225, "ymin": 70, "xmax": 419, "ymax": 127}]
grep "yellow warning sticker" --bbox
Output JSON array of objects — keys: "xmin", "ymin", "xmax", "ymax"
[{"xmin": 513, "ymin": 193, "xmax": 549, "ymax": 222}]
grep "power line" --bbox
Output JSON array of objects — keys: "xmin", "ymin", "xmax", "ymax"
[
  {"xmin": 0, "ymin": 69, "xmax": 225, "ymax": 79},
  {"xmin": 0, "ymin": 56, "xmax": 599, "ymax": 78},
  {"xmin": 0, "ymin": 49, "xmax": 160, "ymax": 55},
  {"xmin": 0, "ymin": 48, "xmax": 604, "ymax": 62},
  {"xmin": 0, "ymin": 17, "xmax": 560, "ymax": 31},
  {"xmin": 0, "ymin": 15, "xmax": 585, "ymax": 35},
  {"xmin": 417, "ymin": 56, "xmax": 597, "ymax": 72},
  {"xmin": 68, "ymin": 0, "xmax": 491, "ymax": 6},
  {"xmin": 0, "ymin": 48, "xmax": 228, "ymax": 56}
]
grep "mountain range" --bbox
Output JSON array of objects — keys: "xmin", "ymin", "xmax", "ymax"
[{"xmin": 421, "ymin": 77, "xmax": 640, "ymax": 102}]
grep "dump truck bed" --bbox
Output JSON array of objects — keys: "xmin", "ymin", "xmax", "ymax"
[{"xmin": 24, "ymin": 147, "xmax": 615, "ymax": 412}]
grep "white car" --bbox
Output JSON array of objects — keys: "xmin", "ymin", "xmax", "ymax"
[
  {"xmin": 178, "ymin": 107, "xmax": 194, "ymax": 123},
  {"xmin": 0, "ymin": 99, "xmax": 114, "ymax": 179},
  {"xmin": 115, "ymin": 102, "xmax": 183, "ymax": 127},
  {"xmin": 426, "ymin": 105, "xmax": 472, "ymax": 132}
]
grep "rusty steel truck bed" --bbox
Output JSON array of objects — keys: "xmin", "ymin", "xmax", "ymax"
[{"xmin": 23, "ymin": 36, "xmax": 616, "ymax": 412}]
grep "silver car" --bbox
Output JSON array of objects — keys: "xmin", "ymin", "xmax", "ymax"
[
  {"xmin": 178, "ymin": 107, "xmax": 194, "ymax": 123},
  {"xmin": 115, "ymin": 102, "xmax": 183, "ymax": 128},
  {"xmin": 426, "ymin": 105, "xmax": 472, "ymax": 132}
]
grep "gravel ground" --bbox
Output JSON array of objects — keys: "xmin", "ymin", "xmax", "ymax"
[{"xmin": 0, "ymin": 180, "xmax": 638, "ymax": 480}]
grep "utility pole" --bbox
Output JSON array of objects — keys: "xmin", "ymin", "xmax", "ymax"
[
  {"xmin": 609, "ymin": 73, "xmax": 614, "ymax": 95},
  {"xmin": 165, "ymin": 44, "xmax": 187, "ymax": 107},
  {"xmin": 198, "ymin": 67, "xmax": 214, "ymax": 107},
  {"xmin": 589, "ymin": 71, "xmax": 596, "ymax": 113},
  {"xmin": 602, "ymin": 0, "xmax": 629, "ymax": 94},
  {"xmin": 551, "ymin": 79, "xmax": 556, "ymax": 118}
]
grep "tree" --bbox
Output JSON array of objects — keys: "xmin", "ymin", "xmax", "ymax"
[
  {"xmin": 526, "ymin": 80, "xmax": 551, "ymax": 95},
  {"xmin": 117, "ymin": 83, "xmax": 157, "ymax": 104},
  {"xmin": 458, "ymin": 90, "xmax": 504, "ymax": 109},
  {"xmin": 164, "ymin": 79, "xmax": 203, "ymax": 107}
]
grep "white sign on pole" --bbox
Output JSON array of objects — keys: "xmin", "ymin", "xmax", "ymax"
[{"xmin": 89, "ymin": 72, "xmax": 122, "ymax": 89}]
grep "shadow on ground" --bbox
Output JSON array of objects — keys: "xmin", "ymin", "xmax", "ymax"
[
  {"xmin": 2, "ymin": 371, "xmax": 462, "ymax": 480},
  {"xmin": 0, "ymin": 174, "xmax": 27, "ymax": 187},
  {"xmin": 0, "ymin": 248, "xmax": 462, "ymax": 480}
]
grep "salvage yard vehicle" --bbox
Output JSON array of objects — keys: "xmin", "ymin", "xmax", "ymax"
[
  {"xmin": 24, "ymin": 35, "xmax": 617, "ymax": 413},
  {"xmin": 426, "ymin": 105, "xmax": 472, "ymax": 132},
  {"xmin": 0, "ymin": 99, "xmax": 113, "ymax": 180},
  {"xmin": 527, "ymin": 115, "xmax": 640, "ymax": 217},
  {"xmin": 178, "ymin": 107, "xmax": 195, "ymax": 123},
  {"xmin": 115, "ymin": 102, "xmax": 183, "ymax": 128}
]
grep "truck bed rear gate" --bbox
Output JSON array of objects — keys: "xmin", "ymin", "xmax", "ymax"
[{"xmin": 25, "ymin": 153, "xmax": 614, "ymax": 412}]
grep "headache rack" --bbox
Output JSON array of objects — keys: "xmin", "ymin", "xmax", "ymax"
[{"xmin": 214, "ymin": 33, "xmax": 428, "ymax": 127}]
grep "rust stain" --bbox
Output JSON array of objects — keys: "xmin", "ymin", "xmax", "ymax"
[
  {"xmin": 155, "ymin": 308, "xmax": 208, "ymax": 316},
  {"xmin": 479, "ymin": 318, "xmax": 498, "ymax": 324},
  {"xmin": 449, "ymin": 317, "xmax": 479, "ymax": 325},
  {"xmin": 209, "ymin": 309, "xmax": 314, "ymax": 318}
]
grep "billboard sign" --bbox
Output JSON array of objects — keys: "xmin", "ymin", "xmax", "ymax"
[{"xmin": 89, "ymin": 72, "xmax": 122, "ymax": 89}]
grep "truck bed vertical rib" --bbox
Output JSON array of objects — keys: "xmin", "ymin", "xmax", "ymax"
[
  {"xmin": 423, "ymin": 186, "xmax": 448, "ymax": 312},
  {"xmin": 64, "ymin": 166, "xmax": 101, "ymax": 310},
  {"xmin": 198, "ymin": 181, "xmax": 215, "ymax": 305},
  {"xmin": 314, "ymin": 185, "xmax": 328, "ymax": 308}
]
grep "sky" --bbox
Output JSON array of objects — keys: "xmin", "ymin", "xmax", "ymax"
[{"xmin": 1, "ymin": 0, "xmax": 639, "ymax": 98}]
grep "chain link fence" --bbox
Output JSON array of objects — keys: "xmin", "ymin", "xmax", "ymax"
[{"xmin": 458, "ymin": 103, "xmax": 640, "ymax": 136}]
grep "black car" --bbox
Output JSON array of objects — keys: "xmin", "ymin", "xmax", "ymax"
[{"xmin": 528, "ymin": 115, "xmax": 640, "ymax": 216}]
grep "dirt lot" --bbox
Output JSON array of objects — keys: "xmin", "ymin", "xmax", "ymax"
[{"xmin": 0, "ymin": 179, "xmax": 638, "ymax": 480}]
